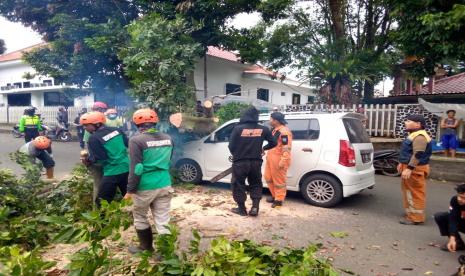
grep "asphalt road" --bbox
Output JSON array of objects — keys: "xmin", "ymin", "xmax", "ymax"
[{"xmin": 0, "ymin": 133, "xmax": 462, "ymax": 274}]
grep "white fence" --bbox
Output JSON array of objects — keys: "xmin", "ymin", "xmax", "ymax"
[
  {"xmin": 0, "ymin": 106, "xmax": 90, "ymax": 126},
  {"xmin": 0, "ymin": 103, "xmax": 441, "ymax": 139},
  {"xmin": 279, "ymin": 104, "xmax": 397, "ymax": 137}
]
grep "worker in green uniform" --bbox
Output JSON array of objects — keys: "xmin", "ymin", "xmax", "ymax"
[
  {"xmin": 124, "ymin": 108, "xmax": 174, "ymax": 254},
  {"xmin": 80, "ymin": 111, "xmax": 129, "ymax": 206}
]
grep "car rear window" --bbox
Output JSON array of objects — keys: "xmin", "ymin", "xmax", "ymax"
[{"xmin": 342, "ymin": 118, "xmax": 370, "ymax": 143}]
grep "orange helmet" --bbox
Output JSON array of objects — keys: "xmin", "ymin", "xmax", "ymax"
[
  {"xmin": 33, "ymin": 136, "xmax": 51, "ymax": 150},
  {"xmin": 105, "ymin": 108, "xmax": 117, "ymax": 115},
  {"xmin": 132, "ymin": 109, "xmax": 159, "ymax": 125},
  {"xmin": 79, "ymin": 111, "xmax": 106, "ymax": 125}
]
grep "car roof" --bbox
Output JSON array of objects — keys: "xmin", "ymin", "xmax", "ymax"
[
  {"xmin": 222, "ymin": 112, "xmax": 364, "ymax": 126},
  {"xmin": 259, "ymin": 112, "xmax": 364, "ymax": 120}
]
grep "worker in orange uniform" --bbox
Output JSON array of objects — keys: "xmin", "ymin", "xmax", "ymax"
[
  {"xmin": 398, "ymin": 114, "xmax": 432, "ymax": 225},
  {"xmin": 264, "ymin": 112, "xmax": 292, "ymax": 208}
]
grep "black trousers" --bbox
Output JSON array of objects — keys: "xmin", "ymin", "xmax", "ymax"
[
  {"xmin": 231, "ymin": 160, "xmax": 263, "ymax": 205},
  {"xmin": 36, "ymin": 150, "xmax": 55, "ymax": 169},
  {"xmin": 24, "ymin": 128, "xmax": 39, "ymax": 143},
  {"xmin": 434, "ymin": 212, "xmax": 465, "ymax": 242},
  {"xmin": 96, "ymin": 172, "xmax": 128, "ymax": 206},
  {"xmin": 77, "ymin": 127, "xmax": 85, "ymax": 149}
]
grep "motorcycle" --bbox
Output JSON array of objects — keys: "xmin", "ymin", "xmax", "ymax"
[
  {"xmin": 373, "ymin": 149, "xmax": 400, "ymax": 177},
  {"xmin": 43, "ymin": 124, "xmax": 72, "ymax": 142},
  {"xmin": 12, "ymin": 124, "xmax": 23, "ymax": 138}
]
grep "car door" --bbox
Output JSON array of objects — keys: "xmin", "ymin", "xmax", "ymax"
[
  {"xmin": 278, "ymin": 119, "xmax": 322, "ymax": 188},
  {"xmin": 202, "ymin": 122, "xmax": 237, "ymax": 181}
]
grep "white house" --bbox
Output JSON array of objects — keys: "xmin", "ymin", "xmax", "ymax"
[
  {"xmin": 0, "ymin": 44, "xmax": 315, "ymax": 108},
  {"xmin": 194, "ymin": 47, "xmax": 315, "ymax": 105},
  {"xmin": 0, "ymin": 43, "xmax": 94, "ymax": 108}
]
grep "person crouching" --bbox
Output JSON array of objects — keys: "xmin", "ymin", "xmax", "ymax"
[
  {"xmin": 19, "ymin": 136, "xmax": 55, "ymax": 180},
  {"xmin": 124, "ymin": 109, "xmax": 174, "ymax": 254}
]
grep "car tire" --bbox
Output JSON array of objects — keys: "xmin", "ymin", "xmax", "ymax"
[
  {"xmin": 176, "ymin": 159, "xmax": 203, "ymax": 184},
  {"xmin": 300, "ymin": 174, "xmax": 343, "ymax": 208}
]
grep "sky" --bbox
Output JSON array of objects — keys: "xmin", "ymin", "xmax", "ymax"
[
  {"xmin": 0, "ymin": 16, "xmax": 42, "ymax": 53},
  {"xmin": 0, "ymin": 14, "xmax": 392, "ymax": 95}
]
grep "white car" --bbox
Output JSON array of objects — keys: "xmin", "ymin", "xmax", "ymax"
[{"xmin": 174, "ymin": 112, "xmax": 375, "ymax": 207}]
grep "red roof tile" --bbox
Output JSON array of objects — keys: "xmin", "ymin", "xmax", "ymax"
[
  {"xmin": 419, "ymin": 72, "xmax": 465, "ymax": 94},
  {"xmin": 0, "ymin": 42, "xmax": 47, "ymax": 62},
  {"xmin": 207, "ymin": 46, "xmax": 240, "ymax": 62},
  {"xmin": 244, "ymin": 65, "xmax": 283, "ymax": 79}
]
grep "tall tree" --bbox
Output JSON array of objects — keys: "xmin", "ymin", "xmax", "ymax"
[
  {"xmin": 0, "ymin": 0, "xmax": 293, "ymax": 107},
  {"xmin": 120, "ymin": 14, "xmax": 202, "ymax": 115},
  {"xmin": 238, "ymin": 0, "xmax": 395, "ymax": 104},
  {"xmin": 0, "ymin": 1, "xmax": 146, "ymax": 101},
  {"xmin": 392, "ymin": 1, "xmax": 465, "ymax": 79}
]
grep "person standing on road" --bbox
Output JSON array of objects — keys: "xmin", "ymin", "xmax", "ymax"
[
  {"xmin": 80, "ymin": 111, "xmax": 129, "ymax": 206},
  {"xmin": 104, "ymin": 108, "xmax": 124, "ymax": 129},
  {"xmin": 398, "ymin": 114, "xmax": 432, "ymax": 225},
  {"xmin": 228, "ymin": 107, "xmax": 277, "ymax": 217},
  {"xmin": 264, "ymin": 112, "xmax": 293, "ymax": 208},
  {"xmin": 57, "ymin": 106, "xmax": 69, "ymax": 128},
  {"xmin": 82, "ymin": 102, "xmax": 108, "ymax": 203},
  {"xmin": 74, "ymin": 107, "xmax": 88, "ymax": 149},
  {"xmin": 440, "ymin": 110, "xmax": 460, "ymax": 158},
  {"xmin": 434, "ymin": 183, "xmax": 465, "ymax": 252},
  {"xmin": 19, "ymin": 136, "xmax": 55, "ymax": 180},
  {"xmin": 124, "ymin": 109, "xmax": 174, "ymax": 254},
  {"xmin": 19, "ymin": 106, "xmax": 42, "ymax": 143}
]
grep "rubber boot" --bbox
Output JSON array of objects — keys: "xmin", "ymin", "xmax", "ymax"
[
  {"xmin": 128, "ymin": 228, "xmax": 154, "ymax": 254},
  {"xmin": 231, "ymin": 203, "xmax": 248, "ymax": 216},
  {"xmin": 249, "ymin": 200, "xmax": 260, "ymax": 217},
  {"xmin": 271, "ymin": 200, "xmax": 283, "ymax": 208}
]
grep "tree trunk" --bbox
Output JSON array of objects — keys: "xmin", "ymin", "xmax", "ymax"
[
  {"xmin": 363, "ymin": 80, "xmax": 374, "ymax": 101},
  {"xmin": 328, "ymin": 0, "xmax": 346, "ymax": 40}
]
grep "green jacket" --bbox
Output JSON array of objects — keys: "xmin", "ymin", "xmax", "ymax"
[
  {"xmin": 87, "ymin": 127, "xmax": 129, "ymax": 176},
  {"xmin": 19, "ymin": 115, "xmax": 42, "ymax": 132},
  {"xmin": 127, "ymin": 129, "xmax": 173, "ymax": 192}
]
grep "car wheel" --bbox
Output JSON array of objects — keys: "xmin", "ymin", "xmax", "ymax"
[
  {"xmin": 300, "ymin": 174, "xmax": 343, "ymax": 208},
  {"xmin": 176, "ymin": 160, "xmax": 202, "ymax": 184}
]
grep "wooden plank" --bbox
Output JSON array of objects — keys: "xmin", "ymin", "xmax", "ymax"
[
  {"xmin": 374, "ymin": 104, "xmax": 380, "ymax": 136},
  {"xmin": 368, "ymin": 104, "xmax": 373, "ymax": 135},
  {"xmin": 380, "ymin": 104, "xmax": 385, "ymax": 136},
  {"xmin": 393, "ymin": 104, "xmax": 398, "ymax": 138},
  {"xmin": 386, "ymin": 104, "xmax": 392, "ymax": 137}
]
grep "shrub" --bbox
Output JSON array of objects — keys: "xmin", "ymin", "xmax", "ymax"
[{"xmin": 215, "ymin": 103, "xmax": 252, "ymax": 125}]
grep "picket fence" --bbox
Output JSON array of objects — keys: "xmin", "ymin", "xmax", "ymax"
[
  {"xmin": 0, "ymin": 106, "xmax": 128, "ymax": 126},
  {"xmin": 0, "ymin": 104, "xmax": 413, "ymax": 138},
  {"xmin": 279, "ymin": 103, "xmax": 397, "ymax": 137}
]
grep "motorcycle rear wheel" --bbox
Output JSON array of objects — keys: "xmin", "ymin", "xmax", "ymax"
[
  {"xmin": 381, "ymin": 159, "xmax": 400, "ymax": 177},
  {"xmin": 59, "ymin": 132, "xmax": 72, "ymax": 142}
]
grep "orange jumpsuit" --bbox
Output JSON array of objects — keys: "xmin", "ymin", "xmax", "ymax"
[{"xmin": 264, "ymin": 125, "xmax": 292, "ymax": 202}]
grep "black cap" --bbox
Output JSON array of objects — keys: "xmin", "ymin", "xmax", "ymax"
[
  {"xmin": 271, "ymin": 112, "xmax": 287, "ymax": 125},
  {"xmin": 406, "ymin": 114, "xmax": 426, "ymax": 129}
]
